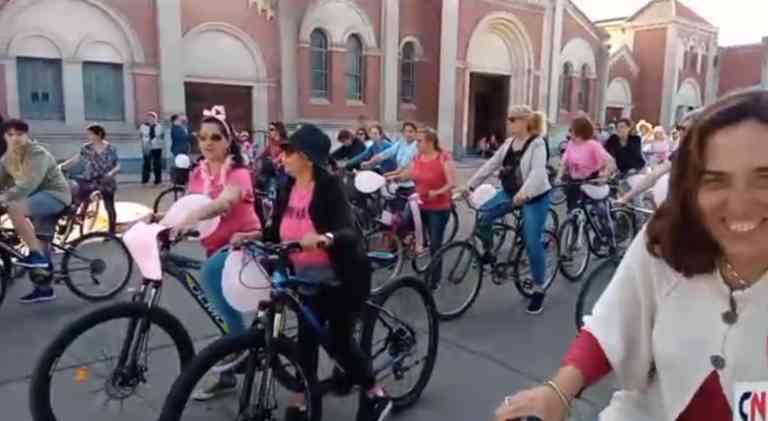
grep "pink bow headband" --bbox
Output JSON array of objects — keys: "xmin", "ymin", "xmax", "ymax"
[{"xmin": 202, "ymin": 105, "xmax": 233, "ymax": 139}]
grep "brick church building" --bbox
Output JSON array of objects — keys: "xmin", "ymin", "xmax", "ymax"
[{"xmin": 0, "ymin": 0, "xmax": 764, "ymax": 166}]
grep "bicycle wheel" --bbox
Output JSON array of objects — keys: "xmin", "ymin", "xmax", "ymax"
[
  {"xmin": 362, "ymin": 276, "xmax": 439, "ymax": 410},
  {"xmin": 611, "ymin": 208, "xmax": 636, "ymax": 255},
  {"xmin": 0, "ymin": 253, "xmax": 9, "ymax": 310},
  {"xmin": 29, "ymin": 302, "xmax": 196, "ymax": 421},
  {"xmin": 444, "ymin": 205, "xmax": 460, "ymax": 243},
  {"xmin": 575, "ymin": 257, "xmax": 621, "ymax": 331},
  {"xmin": 364, "ymin": 226, "xmax": 404, "ymax": 292},
  {"xmin": 158, "ymin": 332, "xmax": 317, "ymax": 421},
  {"xmin": 546, "ymin": 207, "xmax": 560, "ymax": 234},
  {"xmin": 153, "ymin": 186, "xmax": 185, "ymax": 214},
  {"xmin": 512, "ymin": 230, "xmax": 560, "ymax": 298},
  {"xmin": 427, "ymin": 241, "xmax": 484, "ymax": 321},
  {"xmin": 62, "ymin": 232, "xmax": 133, "ymax": 301},
  {"xmin": 558, "ymin": 217, "xmax": 591, "ymax": 282}
]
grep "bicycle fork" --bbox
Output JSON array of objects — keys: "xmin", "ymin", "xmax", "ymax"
[
  {"xmin": 115, "ymin": 282, "xmax": 162, "ymax": 385},
  {"xmin": 239, "ymin": 303, "xmax": 286, "ymax": 417}
]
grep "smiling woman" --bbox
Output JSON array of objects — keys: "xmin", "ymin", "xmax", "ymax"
[{"xmin": 495, "ymin": 88, "xmax": 768, "ymax": 421}]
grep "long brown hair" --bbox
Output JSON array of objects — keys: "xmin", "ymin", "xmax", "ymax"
[{"xmin": 646, "ymin": 88, "xmax": 768, "ymax": 276}]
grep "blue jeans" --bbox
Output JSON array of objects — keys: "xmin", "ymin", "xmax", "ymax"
[
  {"xmin": 477, "ymin": 191, "xmax": 515, "ymax": 251},
  {"xmin": 401, "ymin": 207, "xmax": 451, "ymax": 283},
  {"xmin": 201, "ymin": 249, "xmax": 246, "ymax": 335},
  {"xmin": 520, "ymin": 192, "xmax": 550, "ymax": 289}
]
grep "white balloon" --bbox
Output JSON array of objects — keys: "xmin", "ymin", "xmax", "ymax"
[
  {"xmin": 580, "ymin": 184, "xmax": 611, "ymax": 201},
  {"xmin": 159, "ymin": 194, "xmax": 221, "ymax": 239},
  {"xmin": 470, "ymin": 184, "xmax": 497, "ymax": 208},
  {"xmin": 222, "ymin": 249, "xmax": 272, "ymax": 312},
  {"xmin": 355, "ymin": 170, "xmax": 386, "ymax": 194},
  {"xmin": 174, "ymin": 154, "xmax": 191, "ymax": 169}
]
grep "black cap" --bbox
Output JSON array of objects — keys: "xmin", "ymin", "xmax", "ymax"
[{"xmin": 282, "ymin": 124, "xmax": 331, "ymax": 166}]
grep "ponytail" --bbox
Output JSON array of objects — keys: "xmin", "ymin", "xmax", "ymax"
[{"xmin": 528, "ymin": 112, "xmax": 547, "ymax": 136}]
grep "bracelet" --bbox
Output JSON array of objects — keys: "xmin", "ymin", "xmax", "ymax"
[{"xmin": 544, "ymin": 380, "xmax": 572, "ymax": 414}]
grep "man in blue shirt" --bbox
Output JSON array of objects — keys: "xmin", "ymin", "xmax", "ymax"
[
  {"xmin": 363, "ymin": 122, "xmax": 419, "ymax": 188},
  {"xmin": 345, "ymin": 124, "xmax": 396, "ymax": 172}
]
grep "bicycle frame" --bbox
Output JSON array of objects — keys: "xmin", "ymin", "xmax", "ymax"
[{"xmin": 569, "ymin": 198, "xmax": 618, "ymax": 254}]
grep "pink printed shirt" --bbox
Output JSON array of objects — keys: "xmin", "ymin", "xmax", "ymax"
[
  {"xmin": 564, "ymin": 139, "xmax": 611, "ymax": 179},
  {"xmin": 279, "ymin": 183, "xmax": 332, "ymax": 269}
]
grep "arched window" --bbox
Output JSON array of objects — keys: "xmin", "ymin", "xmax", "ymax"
[
  {"xmin": 346, "ymin": 35, "xmax": 364, "ymax": 100},
  {"xmin": 579, "ymin": 64, "xmax": 590, "ymax": 112},
  {"xmin": 400, "ymin": 42, "xmax": 416, "ymax": 104},
  {"xmin": 560, "ymin": 62, "xmax": 574, "ymax": 110},
  {"xmin": 310, "ymin": 29, "xmax": 329, "ymax": 99}
]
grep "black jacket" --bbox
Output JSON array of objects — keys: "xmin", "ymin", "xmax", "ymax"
[
  {"xmin": 330, "ymin": 138, "xmax": 367, "ymax": 163},
  {"xmin": 265, "ymin": 169, "xmax": 371, "ymax": 300},
  {"xmin": 604, "ymin": 134, "xmax": 645, "ymax": 174}
]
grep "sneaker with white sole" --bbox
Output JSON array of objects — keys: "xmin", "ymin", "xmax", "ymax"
[
  {"xmin": 191, "ymin": 372, "xmax": 237, "ymax": 401},
  {"xmin": 19, "ymin": 287, "xmax": 56, "ymax": 304}
]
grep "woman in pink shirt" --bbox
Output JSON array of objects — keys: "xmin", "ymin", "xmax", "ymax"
[
  {"xmin": 169, "ymin": 111, "xmax": 262, "ymax": 400},
  {"xmin": 556, "ymin": 117, "xmax": 616, "ymax": 211},
  {"xmin": 264, "ymin": 124, "xmax": 392, "ymax": 421}
]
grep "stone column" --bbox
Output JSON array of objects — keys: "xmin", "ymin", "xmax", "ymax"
[
  {"xmin": 380, "ymin": 0, "xmax": 399, "ymax": 129},
  {"xmin": 547, "ymin": 0, "xmax": 566, "ymax": 121},
  {"xmin": 62, "ymin": 59, "xmax": 85, "ymax": 126},
  {"xmin": 3, "ymin": 58, "xmax": 20, "ymax": 118},
  {"xmin": 155, "ymin": 0, "xmax": 186, "ymax": 119},
  {"xmin": 437, "ymin": 0, "xmax": 460, "ymax": 153},
  {"xmin": 596, "ymin": 43, "xmax": 610, "ymax": 125},
  {"xmin": 279, "ymin": 0, "xmax": 300, "ymax": 123}
]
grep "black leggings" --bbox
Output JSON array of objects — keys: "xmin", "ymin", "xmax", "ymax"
[{"xmin": 296, "ymin": 287, "xmax": 373, "ymax": 419}]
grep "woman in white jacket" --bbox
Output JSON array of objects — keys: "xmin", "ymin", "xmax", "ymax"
[
  {"xmin": 496, "ymin": 89, "xmax": 768, "ymax": 421},
  {"xmin": 460, "ymin": 106, "xmax": 552, "ymax": 313}
]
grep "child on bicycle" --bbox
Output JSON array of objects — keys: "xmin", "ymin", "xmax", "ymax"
[
  {"xmin": 0, "ymin": 119, "xmax": 72, "ymax": 303},
  {"xmin": 264, "ymin": 124, "xmax": 392, "ymax": 421}
]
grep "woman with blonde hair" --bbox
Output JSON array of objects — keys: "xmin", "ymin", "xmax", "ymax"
[
  {"xmin": 636, "ymin": 120, "xmax": 654, "ymax": 143},
  {"xmin": 460, "ymin": 106, "xmax": 552, "ymax": 313}
]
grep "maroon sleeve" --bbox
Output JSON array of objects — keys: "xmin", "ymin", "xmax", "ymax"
[{"xmin": 562, "ymin": 329, "xmax": 613, "ymax": 388}]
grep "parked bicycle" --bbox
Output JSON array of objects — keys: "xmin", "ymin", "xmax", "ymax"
[
  {"xmin": 157, "ymin": 240, "xmax": 439, "ymax": 421},
  {"xmin": 153, "ymin": 155, "xmax": 194, "ymax": 214},
  {"xmin": 423, "ymin": 188, "xmax": 560, "ymax": 321},
  {"xmin": 557, "ymin": 180, "xmax": 635, "ymax": 282}
]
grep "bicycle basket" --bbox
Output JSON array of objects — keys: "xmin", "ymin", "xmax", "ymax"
[{"xmin": 580, "ymin": 184, "xmax": 610, "ymax": 200}]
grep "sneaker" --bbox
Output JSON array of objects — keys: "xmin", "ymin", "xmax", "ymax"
[
  {"xmin": 17, "ymin": 251, "xmax": 50, "ymax": 269},
  {"xmin": 526, "ymin": 292, "xmax": 545, "ymax": 315},
  {"xmin": 19, "ymin": 286, "xmax": 56, "ymax": 304},
  {"xmin": 212, "ymin": 351, "xmax": 249, "ymax": 373},
  {"xmin": 191, "ymin": 372, "xmax": 237, "ymax": 401},
  {"xmin": 364, "ymin": 392, "xmax": 393, "ymax": 421},
  {"xmin": 284, "ymin": 407, "xmax": 308, "ymax": 421}
]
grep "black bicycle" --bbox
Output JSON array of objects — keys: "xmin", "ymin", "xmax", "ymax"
[
  {"xmin": 574, "ymin": 256, "xmax": 622, "ymax": 331},
  {"xmin": 158, "ymin": 241, "xmax": 439, "ymax": 421},
  {"xmin": 557, "ymin": 181, "xmax": 635, "ymax": 282},
  {"xmin": 0, "ymin": 210, "xmax": 132, "ymax": 310},
  {"xmin": 424, "ymin": 192, "xmax": 560, "ymax": 321},
  {"xmin": 29, "ymin": 229, "xmax": 221, "ymax": 421}
]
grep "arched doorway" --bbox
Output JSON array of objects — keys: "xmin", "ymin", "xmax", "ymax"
[
  {"xmin": 673, "ymin": 78, "xmax": 702, "ymax": 124},
  {"xmin": 606, "ymin": 78, "xmax": 633, "ymax": 124},
  {"xmin": 463, "ymin": 12, "xmax": 534, "ymax": 155}
]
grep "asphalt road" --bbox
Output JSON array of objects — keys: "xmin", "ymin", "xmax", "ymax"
[{"xmin": 0, "ymin": 164, "xmax": 619, "ymax": 421}]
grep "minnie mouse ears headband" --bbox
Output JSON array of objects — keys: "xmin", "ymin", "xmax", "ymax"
[{"xmin": 202, "ymin": 105, "xmax": 233, "ymax": 139}]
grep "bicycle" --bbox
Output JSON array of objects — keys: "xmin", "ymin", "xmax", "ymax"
[
  {"xmin": 56, "ymin": 172, "xmax": 106, "ymax": 243},
  {"xmin": 557, "ymin": 181, "xmax": 635, "ymax": 282},
  {"xmin": 29, "ymin": 229, "xmax": 217, "ymax": 421},
  {"xmin": 0, "ymin": 207, "xmax": 132, "ymax": 310},
  {"xmin": 424, "ymin": 189, "xmax": 560, "ymax": 321},
  {"xmin": 157, "ymin": 240, "xmax": 439, "ymax": 421},
  {"xmin": 574, "ymin": 256, "xmax": 621, "ymax": 331},
  {"xmin": 362, "ymin": 181, "xmax": 459, "ymax": 291}
]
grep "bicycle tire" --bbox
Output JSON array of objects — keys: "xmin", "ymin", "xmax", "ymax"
[
  {"xmin": 29, "ymin": 302, "xmax": 196, "ymax": 421},
  {"xmin": 362, "ymin": 275, "xmax": 439, "ymax": 410},
  {"xmin": 550, "ymin": 186, "xmax": 567, "ymax": 206},
  {"xmin": 62, "ymin": 232, "xmax": 133, "ymax": 301},
  {"xmin": 445, "ymin": 205, "xmax": 460, "ymax": 243},
  {"xmin": 546, "ymin": 206, "xmax": 560, "ymax": 234},
  {"xmin": 153, "ymin": 186, "xmax": 186, "ymax": 214},
  {"xmin": 611, "ymin": 208, "xmax": 636, "ymax": 255},
  {"xmin": 575, "ymin": 257, "xmax": 621, "ymax": 331},
  {"xmin": 427, "ymin": 241, "xmax": 484, "ymax": 321},
  {"xmin": 364, "ymin": 225, "xmax": 405, "ymax": 292},
  {"xmin": 558, "ymin": 217, "xmax": 591, "ymax": 282},
  {"xmin": 0, "ymin": 253, "xmax": 9, "ymax": 310},
  {"xmin": 158, "ymin": 332, "xmax": 316, "ymax": 421},
  {"xmin": 512, "ymin": 230, "xmax": 560, "ymax": 298}
]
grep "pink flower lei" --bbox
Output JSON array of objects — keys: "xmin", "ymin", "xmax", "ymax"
[{"xmin": 199, "ymin": 156, "xmax": 234, "ymax": 196}]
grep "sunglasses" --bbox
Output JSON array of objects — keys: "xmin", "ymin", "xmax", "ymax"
[
  {"xmin": 269, "ymin": 127, "xmax": 277, "ymax": 132},
  {"xmin": 198, "ymin": 133, "xmax": 224, "ymax": 142},
  {"xmin": 508, "ymin": 117, "xmax": 518, "ymax": 123}
]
